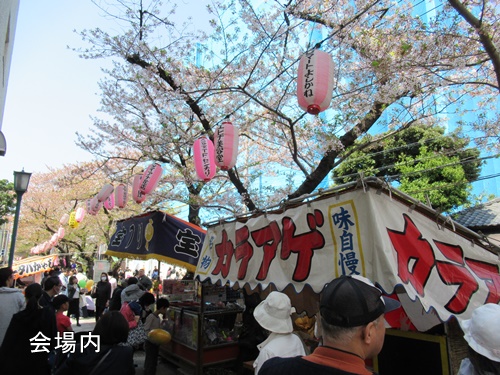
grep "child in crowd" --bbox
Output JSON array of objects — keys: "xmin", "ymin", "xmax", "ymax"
[
  {"xmin": 53, "ymin": 295, "xmax": 73, "ymax": 334},
  {"xmin": 143, "ymin": 297, "xmax": 170, "ymax": 331},
  {"xmin": 143, "ymin": 298, "xmax": 170, "ymax": 375}
]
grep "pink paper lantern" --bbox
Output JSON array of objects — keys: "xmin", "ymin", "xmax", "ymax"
[
  {"xmin": 85, "ymin": 199, "xmax": 92, "ymax": 214},
  {"xmin": 214, "ymin": 121, "xmax": 239, "ymax": 170},
  {"xmin": 97, "ymin": 184, "xmax": 114, "ymax": 202},
  {"xmin": 132, "ymin": 174, "xmax": 147, "ymax": 204},
  {"xmin": 104, "ymin": 193, "xmax": 115, "ymax": 210},
  {"xmin": 42, "ymin": 241, "xmax": 51, "ymax": 252},
  {"xmin": 115, "ymin": 183, "xmax": 128, "ymax": 208},
  {"xmin": 59, "ymin": 213, "xmax": 70, "ymax": 226},
  {"xmin": 297, "ymin": 48, "xmax": 334, "ymax": 115},
  {"xmin": 193, "ymin": 136, "xmax": 216, "ymax": 181},
  {"xmin": 89, "ymin": 196, "xmax": 102, "ymax": 215},
  {"xmin": 75, "ymin": 207, "xmax": 86, "ymax": 223},
  {"xmin": 57, "ymin": 227, "xmax": 65, "ymax": 240},
  {"xmin": 140, "ymin": 163, "xmax": 163, "ymax": 195}
]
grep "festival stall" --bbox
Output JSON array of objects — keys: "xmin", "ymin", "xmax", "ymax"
[
  {"xmin": 106, "ymin": 210, "xmax": 245, "ymax": 374},
  {"xmin": 194, "ymin": 177, "xmax": 500, "ymax": 375}
]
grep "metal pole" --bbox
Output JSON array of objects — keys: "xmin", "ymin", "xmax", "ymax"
[
  {"xmin": 156, "ymin": 259, "xmax": 161, "ymax": 299},
  {"xmin": 8, "ymin": 192, "xmax": 23, "ymax": 268}
]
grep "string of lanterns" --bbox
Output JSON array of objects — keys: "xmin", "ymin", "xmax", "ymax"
[{"xmin": 30, "ymin": 50, "xmax": 328, "ymax": 256}]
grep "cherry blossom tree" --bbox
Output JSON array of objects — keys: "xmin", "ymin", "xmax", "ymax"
[
  {"xmin": 16, "ymin": 161, "xmax": 144, "ymax": 271},
  {"xmin": 75, "ymin": 0, "xmax": 500, "ymax": 224}
]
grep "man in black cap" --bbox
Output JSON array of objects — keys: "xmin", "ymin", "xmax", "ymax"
[{"xmin": 259, "ymin": 275, "xmax": 400, "ymax": 375}]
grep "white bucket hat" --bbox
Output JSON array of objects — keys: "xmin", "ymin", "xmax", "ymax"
[
  {"xmin": 254, "ymin": 291, "xmax": 295, "ymax": 334},
  {"xmin": 460, "ymin": 303, "xmax": 500, "ymax": 362}
]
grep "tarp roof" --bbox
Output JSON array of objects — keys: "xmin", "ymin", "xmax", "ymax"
[
  {"xmin": 106, "ymin": 211, "xmax": 206, "ymax": 272},
  {"xmin": 195, "ymin": 178, "xmax": 500, "ymax": 330}
]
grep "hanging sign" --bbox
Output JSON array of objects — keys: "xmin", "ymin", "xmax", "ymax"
[
  {"xmin": 195, "ymin": 186, "xmax": 500, "ymax": 325},
  {"xmin": 107, "ymin": 211, "xmax": 206, "ymax": 272},
  {"xmin": 13, "ymin": 255, "xmax": 58, "ymax": 279}
]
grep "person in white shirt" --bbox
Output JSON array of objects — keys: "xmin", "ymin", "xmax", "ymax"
[
  {"xmin": 58, "ymin": 267, "xmax": 71, "ymax": 296},
  {"xmin": 0, "ymin": 267, "xmax": 25, "ymax": 347},
  {"xmin": 253, "ymin": 291, "xmax": 306, "ymax": 374},
  {"xmin": 108, "ymin": 271, "xmax": 117, "ymax": 296}
]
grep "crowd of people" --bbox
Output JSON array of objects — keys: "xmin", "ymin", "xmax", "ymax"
[
  {"xmin": 0, "ymin": 264, "xmax": 499, "ymax": 375},
  {"xmin": 0, "ymin": 266, "xmax": 170, "ymax": 374}
]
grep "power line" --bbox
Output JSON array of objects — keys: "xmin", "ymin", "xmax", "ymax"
[
  {"xmin": 333, "ymin": 142, "xmax": 500, "ymax": 180},
  {"xmin": 403, "ymin": 172, "xmax": 500, "ymax": 196},
  {"xmin": 336, "ymin": 134, "xmax": 498, "ymax": 166},
  {"xmin": 333, "ymin": 146, "xmax": 500, "ymax": 183}
]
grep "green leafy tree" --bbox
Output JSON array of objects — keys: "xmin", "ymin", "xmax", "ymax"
[
  {"xmin": 0, "ymin": 180, "xmax": 15, "ymax": 226},
  {"xmin": 333, "ymin": 124, "xmax": 482, "ymax": 211}
]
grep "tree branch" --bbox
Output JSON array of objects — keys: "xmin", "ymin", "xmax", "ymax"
[
  {"xmin": 447, "ymin": 0, "xmax": 500, "ymax": 91},
  {"xmin": 288, "ymin": 101, "xmax": 387, "ymax": 199}
]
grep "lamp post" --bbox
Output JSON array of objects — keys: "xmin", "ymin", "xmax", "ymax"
[{"xmin": 8, "ymin": 170, "xmax": 32, "ymax": 268}]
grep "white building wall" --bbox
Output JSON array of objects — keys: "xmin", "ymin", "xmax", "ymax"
[{"xmin": 0, "ymin": 0, "xmax": 20, "ymax": 139}]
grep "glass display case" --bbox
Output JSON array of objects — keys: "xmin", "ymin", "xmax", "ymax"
[{"xmin": 159, "ymin": 281, "xmax": 244, "ymax": 374}]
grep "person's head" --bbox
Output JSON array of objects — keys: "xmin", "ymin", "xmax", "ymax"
[
  {"xmin": 93, "ymin": 310, "xmax": 129, "ymax": 345},
  {"xmin": 25, "ymin": 283, "xmax": 43, "ymax": 311},
  {"xmin": 138, "ymin": 269, "xmax": 145, "ymax": 277},
  {"xmin": 139, "ymin": 292, "xmax": 156, "ymax": 309},
  {"xmin": 156, "ymin": 298, "xmax": 170, "ymax": 314},
  {"xmin": 460, "ymin": 303, "xmax": 500, "ymax": 373},
  {"xmin": 0, "ymin": 267, "xmax": 15, "ymax": 287},
  {"xmin": 108, "ymin": 271, "xmax": 115, "ymax": 279},
  {"xmin": 44, "ymin": 275, "xmax": 62, "ymax": 297},
  {"xmin": 127, "ymin": 276, "xmax": 138, "ymax": 285},
  {"xmin": 69, "ymin": 275, "xmax": 78, "ymax": 285},
  {"xmin": 253, "ymin": 291, "xmax": 294, "ymax": 334},
  {"xmin": 53, "ymin": 294, "xmax": 70, "ymax": 312},
  {"xmin": 100, "ymin": 273, "xmax": 108, "ymax": 282},
  {"xmin": 319, "ymin": 275, "xmax": 400, "ymax": 359}
]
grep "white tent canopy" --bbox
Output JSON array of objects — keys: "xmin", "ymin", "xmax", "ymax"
[{"xmin": 195, "ymin": 179, "xmax": 500, "ymax": 330}]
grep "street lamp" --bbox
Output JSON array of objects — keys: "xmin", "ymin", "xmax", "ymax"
[{"xmin": 8, "ymin": 169, "xmax": 32, "ymax": 268}]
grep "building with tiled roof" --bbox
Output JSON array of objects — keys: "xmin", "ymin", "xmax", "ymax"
[{"xmin": 454, "ymin": 198, "xmax": 500, "ymax": 248}]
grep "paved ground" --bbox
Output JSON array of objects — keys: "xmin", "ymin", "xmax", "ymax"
[{"xmin": 72, "ymin": 317, "xmax": 179, "ymax": 375}]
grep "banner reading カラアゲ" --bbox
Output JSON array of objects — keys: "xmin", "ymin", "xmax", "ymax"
[{"xmin": 195, "ymin": 187, "xmax": 499, "ymax": 325}]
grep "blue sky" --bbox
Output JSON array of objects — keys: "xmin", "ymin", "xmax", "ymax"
[{"xmin": 1, "ymin": 0, "xmax": 208, "ymax": 182}]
